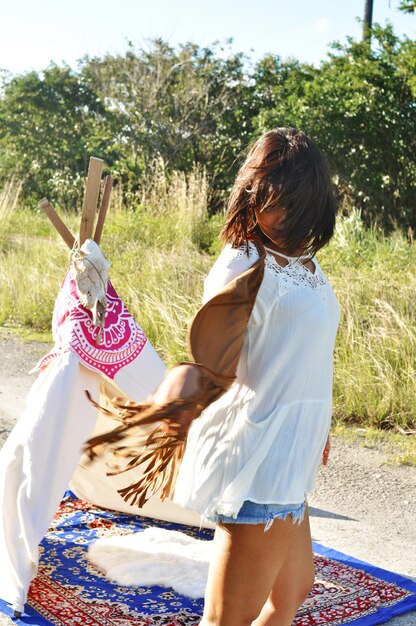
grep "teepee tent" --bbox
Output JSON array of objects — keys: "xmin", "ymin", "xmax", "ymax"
[{"xmin": 0, "ymin": 158, "xmax": 206, "ymax": 617}]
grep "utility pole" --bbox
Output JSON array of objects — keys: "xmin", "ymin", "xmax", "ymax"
[{"xmin": 363, "ymin": 0, "xmax": 374, "ymax": 41}]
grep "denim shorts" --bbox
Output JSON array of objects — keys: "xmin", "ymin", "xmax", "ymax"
[{"xmin": 209, "ymin": 500, "xmax": 306, "ymax": 531}]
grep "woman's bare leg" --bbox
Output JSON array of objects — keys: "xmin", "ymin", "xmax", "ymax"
[
  {"xmin": 200, "ymin": 515, "xmax": 300, "ymax": 626},
  {"xmin": 252, "ymin": 507, "xmax": 315, "ymax": 626}
]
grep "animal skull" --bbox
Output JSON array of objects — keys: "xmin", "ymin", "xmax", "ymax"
[{"xmin": 73, "ymin": 239, "xmax": 111, "ymax": 340}]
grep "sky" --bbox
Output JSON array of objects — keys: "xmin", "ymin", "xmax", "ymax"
[{"xmin": 0, "ymin": 0, "xmax": 415, "ymax": 75}]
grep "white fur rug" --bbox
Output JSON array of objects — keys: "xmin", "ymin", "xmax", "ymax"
[{"xmin": 88, "ymin": 527, "xmax": 212, "ymax": 598}]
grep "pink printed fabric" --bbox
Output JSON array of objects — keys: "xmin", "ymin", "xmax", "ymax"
[{"xmin": 35, "ymin": 265, "xmax": 147, "ymax": 379}]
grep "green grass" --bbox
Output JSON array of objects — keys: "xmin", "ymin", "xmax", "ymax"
[
  {"xmin": 332, "ymin": 422, "xmax": 416, "ymax": 467},
  {"xmin": 0, "ymin": 178, "xmax": 415, "ymax": 431},
  {"xmin": 0, "ymin": 326, "xmax": 52, "ymax": 344}
]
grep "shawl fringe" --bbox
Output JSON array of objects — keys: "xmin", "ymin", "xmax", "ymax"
[{"xmin": 84, "ymin": 239, "xmax": 266, "ymax": 507}]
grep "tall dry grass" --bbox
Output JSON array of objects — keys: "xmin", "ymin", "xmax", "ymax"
[
  {"xmin": 0, "ymin": 180, "xmax": 415, "ymax": 429},
  {"xmin": 0, "ymin": 180, "xmax": 23, "ymax": 249},
  {"xmin": 319, "ymin": 210, "xmax": 415, "ymax": 429}
]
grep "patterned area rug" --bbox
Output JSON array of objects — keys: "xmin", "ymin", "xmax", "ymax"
[{"xmin": 0, "ymin": 494, "xmax": 415, "ymax": 626}]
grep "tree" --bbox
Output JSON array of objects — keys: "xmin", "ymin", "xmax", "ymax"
[
  {"xmin": 0, "ymin": 65, "xmax": 108, "ymax": 208},
  {"xmin": 1, "ymin": 32, "xmax": 414, "ymax": 230},
  {"xmin": 257, "ymin": 26, "xmax": 416, "ymax": 230},
  {"xmin": 81, "ymin": 40, "xmax": 255, "ymax": 207},
  {"xmin": 251, "ymin": 55, "xmax": 315, "ymax": 132}
]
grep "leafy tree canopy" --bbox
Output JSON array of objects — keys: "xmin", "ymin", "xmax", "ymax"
[
  {"xmin": 0, "ymin": 65, "xmax": 108, "ymax": 208},
  {"xmin": 0, "ymin": 29, "xmax": 415, "ymax": 230}
]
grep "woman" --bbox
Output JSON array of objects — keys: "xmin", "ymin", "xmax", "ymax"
[
  {"xmin": 89, "ymin": 127, "xmax": 339, "ymax": 626},
  {"xmin": 163, "ymin": 128, "xmax": 340, "ymax": 625}
]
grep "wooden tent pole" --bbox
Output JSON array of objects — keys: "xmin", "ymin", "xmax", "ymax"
[
  {"xmin": 38, "ymin": 198, "xmax": 76, "ymax": 249},
  {"xmin": 93, "ymin": 175, "xmax": 113, "ymax": 245},
  {"xmin": 79, "ymin": 157, "xmax": 104, "ymax": 245}
]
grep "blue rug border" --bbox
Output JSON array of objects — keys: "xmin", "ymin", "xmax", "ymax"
[
  {"xmin": 312, "ymin": 540, "xmax": 416, "ymax": 625},
  {"xmin": 0, "ymin": 598, "xmax": 51, "ymax": 625}
]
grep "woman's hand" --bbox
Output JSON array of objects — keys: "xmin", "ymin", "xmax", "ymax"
[{"xmin": 322, "ymin": 435, "xmax": 330, "ymax": 466}]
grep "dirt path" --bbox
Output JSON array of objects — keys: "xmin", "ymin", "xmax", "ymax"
[{"xmin": 0, "ymin": 330, "xmax": 415, "ymax": 625}]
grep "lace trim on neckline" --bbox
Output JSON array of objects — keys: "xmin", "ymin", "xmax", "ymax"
[
  {"xmin": 233, "ymin": 242, "xmax": 327, "ymax": 294},
  {"xmin": 264, "ymin": 253, "xmax": 327, "ymax": 292}
]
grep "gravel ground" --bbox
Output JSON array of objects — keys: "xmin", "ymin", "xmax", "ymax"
[{"xmin": 0, "ymin": 329, "xmax": 415, "ymax": 625}]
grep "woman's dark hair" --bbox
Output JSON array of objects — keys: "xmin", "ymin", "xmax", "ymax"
[{"xmin": 220, "ymin": 128, "xmax": 337, "ymax": 255}]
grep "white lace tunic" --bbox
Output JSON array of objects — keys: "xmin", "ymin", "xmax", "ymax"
[{"xmin": 173, "ymin": 242, "xmax": 340, "ymax": 520}]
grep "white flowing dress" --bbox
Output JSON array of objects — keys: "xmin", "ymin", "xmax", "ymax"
[{"xmin": 173, "ymin": 241, "xmax": 340, "ymax": 521}]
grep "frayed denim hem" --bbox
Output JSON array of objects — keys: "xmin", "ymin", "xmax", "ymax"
[{"xmin": 205, "ymin": 500, "xmax": 306, "ymax": 532}]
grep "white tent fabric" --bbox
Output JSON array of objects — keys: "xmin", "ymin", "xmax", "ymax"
[
  {"xmin": 0, "ymin": 352, "xmax": 99, "ymax": 613},
  {"xmin": 0, "ymin": 237, "xmax": 216, "ymax": 614},
  {"xmin": 0, "ymin": 338, "xmax": 208, "ymax": 614}
]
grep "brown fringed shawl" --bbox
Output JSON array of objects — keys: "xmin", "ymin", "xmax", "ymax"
[{"xmin": 84, "ymin": 240, "xmax": 266, "ymax": 508}]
